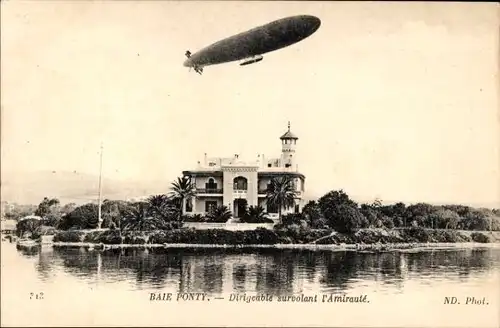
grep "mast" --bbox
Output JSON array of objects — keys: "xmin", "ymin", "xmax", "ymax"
[{"xmin": 97, "ymin": 142, "xmax": 104, "ymax": 229}]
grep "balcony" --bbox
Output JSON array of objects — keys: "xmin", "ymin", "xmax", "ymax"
[
  {"xmin": 233, "ymin": 189, "xmax": 247, "ymax": 196},
  {"xmin": 195, "ymin": 188, "xmax": 223, "ymax": 195},
  {"xmin": 258, "ymin": 189, "xmax": 303, "ymax": 197}
]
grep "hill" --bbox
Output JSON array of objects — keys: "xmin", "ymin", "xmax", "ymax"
[{"xmin": 1, "ymin": 170, "xmax": 169, "ymax": 205}]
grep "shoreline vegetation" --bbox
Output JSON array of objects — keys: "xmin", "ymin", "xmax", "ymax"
[
  {"xmin": 45, "ymin": 227, "xmax": 500, "ymax": 252},
  {"xmin": 6, "ymin": 181, "xmax": 500, "ymax": 252}
]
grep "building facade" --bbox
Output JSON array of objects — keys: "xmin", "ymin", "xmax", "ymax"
[{"xmin": 181, "ymin": 123, "xmax": 306, "ymax": 220}]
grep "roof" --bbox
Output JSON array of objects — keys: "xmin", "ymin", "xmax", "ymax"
[{"xmin": 280, "ymin": 122, "xmax": 298, "ymax": 140}]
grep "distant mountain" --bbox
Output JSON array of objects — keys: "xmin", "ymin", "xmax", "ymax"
[{"xmin": 1, "ymin": 170, "xmax": 170, "ymax": 205}]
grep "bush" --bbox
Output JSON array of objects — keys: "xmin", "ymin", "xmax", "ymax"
[
  {"xmin": 381, "ymin": 217, "xmax": 395, "ymax": 229},
  {"xmin": 436, "ymin": 230, "xmax": 471, "ymax": 243},
  {"xmin": 400, "ymin": 227, "xmax": 431, "ymax": 243},
  {"xmin": 58, "ymin": 203, "xmax": 99, "ymax": 230},
  {"xmin": 146, "ymin": 228, "xmax": 280, "ymax": 245},
  {"xmin": 353, "ymin": 228, "xmax": 404, "ymax": 244},
  {"xmin": 83, "ymin": 230, "xmax": 123, "ymax": 244},
  {"xmin": 471, "ymin": 232, "xmax": 490, "ymax": 243},
  {"xmin": 182, "ymin": 214, "xmax": 206, "ymax": 223},
  {"xmin": 53, "ymin": 231, "xmax": 85, "ymax": 242}
]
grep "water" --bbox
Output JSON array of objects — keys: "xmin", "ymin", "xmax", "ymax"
[{"xmin": 2, "ymin": 241, "xmax": 500, "ymax": 327}]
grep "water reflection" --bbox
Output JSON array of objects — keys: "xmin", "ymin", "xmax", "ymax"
[{"xmin": 18, "ymin": 246, "xmax": 500, "ymax": 296}]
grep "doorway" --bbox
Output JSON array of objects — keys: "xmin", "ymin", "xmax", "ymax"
[{"xmin": 233, "ymin": 199, "xmax": 248, "ymax": 218}]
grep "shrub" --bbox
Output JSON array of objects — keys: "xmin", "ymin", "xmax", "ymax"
[
  {"xmin": 240, "ymin": 206, "xmax": 274, "ymax": 223},
  {"xmin": 400, "ymin": 227, "xmax": 431, "ymax": 243},
  {"xmin": 53, "ymin": 231, "xmax": 85, "ymax": 243},
  {"xmin": 381, "ymin": 217, "xmax": 395, "ymax": 229},
  {"xmin": 147, "ymin": 228, "xmax": 280, "ymax": 245},
  {"xmin": 353, "ymin": 228, "xmax": 403, "ymax": 244},
  {"xmin": 471, "ymin": 232, "xmax": 490, "ymax": 243},
  {"xmin": 182, "ymin": 214, "xmax": 205, "ymax": 222},
  {"xmin": 58, "ymin": 203, "xmax": 99, "ymax": 230}
]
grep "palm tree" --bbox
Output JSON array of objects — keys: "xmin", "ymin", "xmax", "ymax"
[
  {"xmin": 148, "ymin": 194, "xmax": 180, "ymax": 228},
  {"xmin": 242, "ymin": 205, "xmax": 269, "ymax": 223},
  {"xmin": 148, "ymin": 194, "xmax": 178, "ymax": 218},
  {"xmin": 120, "ymin": 201, "xmax": 164, "ymax": 231},
  {"xmin": 169, "ymin": 176, "xmax": 196, "ymax": 217},
  {"xmin": 266, "ymin": 175, "xmax": 297, "ymax": 224},
  {"xmin": 206, "ymin": 205, "xmax": 232, "ymax": 223}
]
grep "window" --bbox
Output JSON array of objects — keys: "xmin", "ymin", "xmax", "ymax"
[
  {"xmin": 205, "ymin": 201, "xmax": 217, "ymax": 213},
  {"xmin": 186, "ymin": 198, "xmax": 193, "ymax": 212},
  {"xmin": 267, "ymin": 163, "xmax": 272, "ymax": 168},
  {"xmin": 205, "ymin": 178, "xmax": 217, "ymax": 191},
  {"xmin": 267, "ymin": 202, "xmax": 278, "ymax": 213},
  {"xmin": 233, "ymin": 177, "xmax": 248, "ymax": 190},
  {"xmin": 294, "ymin": 204, "xmax": 300, "ymax": 213}
]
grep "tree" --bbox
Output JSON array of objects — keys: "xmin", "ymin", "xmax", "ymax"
[
  {"xmin": 405, "ymin": 203, "xmax": 437, "ymax": 228},
  {"xmin": 57, "ymin": 203, "xmax": 99, "ymax": 230},
  {"xmin": 301, "ymin": 200, "xmax": 327, "ymax": 228},
  {"xmin": 34, "ymin": 197, "xmax": 60, "ymax": 218},
  {"xmin": 34, "ymin": 197, "xmax": 61, "ymax": 226},
  {"xmin": 241, "ymin": 205, "xmax": 271, "ymax": 223},
  {"xmin": 170, "ymin": 176, "xmax": 196, "ymax": 217},
  {"xmin": 372, "ymin": 198, "xmax": 383, "ymax": 208},
  {"xmin": 147, "ymin": 194, "xmax": 181, "ymax": 228},
  {"xmin": 206, "ymin": 205, "xmax": 232, "ymax": 223},
  {"xmin": 429, "ymin": 208, "xmax": 461, "ymax": 229},
  {"xmin": 266, "ymin": 175, "xmax": 297, "ymax": 224},
  {"xmin": 101, "ymin": 200, "xmax": 131, "ymax": 229},
  {"xmin": 317, "ymin": 190, "xmax": 366, "ymax": 232},
  {"xmin": 330, "ymin": 204, "xmax": 365, "ymax": 233},
  {"xmin": 16, "ymin": 218, "xmax": 42, "ymax": 238},
  {"xmin": 360, "ymin": 204, "xmax": 379, "ymax": 228},
  {"xmin": 148, "ymin": 195, "xmax": 178, "ymax": 219},
  {"xmin": 120, "ymin": 201, "xmax": 165, "ymax": 231}
]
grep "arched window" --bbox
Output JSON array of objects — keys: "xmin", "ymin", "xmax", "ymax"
[
  {"xmin": 206, "ymin": 177, "xmax": 217, "ymax": 190},
  {"xmin": 233, "ymin": 176, "xmax": 248, "ymax": 191}
]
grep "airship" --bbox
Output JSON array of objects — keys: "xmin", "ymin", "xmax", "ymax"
[{"xmin": 183, "ymin": 15, "xmax": 321, "ymax": 75}]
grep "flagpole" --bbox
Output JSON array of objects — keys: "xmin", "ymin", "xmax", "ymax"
[{"xmin": 98, "ymin": 142, "xmax": 104, "ymax": 229}]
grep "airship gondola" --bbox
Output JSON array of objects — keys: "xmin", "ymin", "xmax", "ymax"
[{"xmin": 183, "ymin": 15, "xmax": 321, "ymax": 75}]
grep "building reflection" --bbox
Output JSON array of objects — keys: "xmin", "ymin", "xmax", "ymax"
[{"xmin": 29, "ymin": 246, "xmax": 500, "ymax": 297}]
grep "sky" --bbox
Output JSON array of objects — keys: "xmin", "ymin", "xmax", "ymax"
[{"xmin": 1, "ymin": 1, "xmax": 499, "ymax": 207}]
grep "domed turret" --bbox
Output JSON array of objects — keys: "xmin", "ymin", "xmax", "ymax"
[{"xmin": 280, "ymin": 121, "xmax": 298, "ymax": 168}]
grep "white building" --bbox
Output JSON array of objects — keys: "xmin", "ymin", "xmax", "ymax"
[{"xmin": 181, "ymin": 123, "xmax": 306, "ymax": 220}]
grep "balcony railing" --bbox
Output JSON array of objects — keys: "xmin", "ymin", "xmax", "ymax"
[
  {"xmin": 258, "ymin": 189, "xmax": 303, "ymax": 196},
  {"xmin": 195, "ymin": 188, "xmax": 223, "ymax": 194}
]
